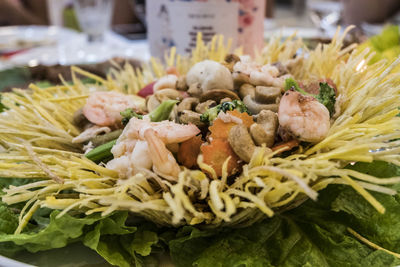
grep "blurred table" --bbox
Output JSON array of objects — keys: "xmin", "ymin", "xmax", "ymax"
[{"xmin": 0, "ymin": 26, "xmax": 151, "ymax": 71}]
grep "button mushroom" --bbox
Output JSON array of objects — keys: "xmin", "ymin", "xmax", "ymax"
[
  {"xmin": 228, "ymin": 124, "xmax": 256, "ymax": 163},
  {"xmin": 250, "ymin": 110, "xmax": 278, "ymax": 147},
  {"xmin": 186, "ymin": 60, "xmax": 233, "ymax": 92}
]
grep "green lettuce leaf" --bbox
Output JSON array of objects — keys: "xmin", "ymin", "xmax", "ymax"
[{"xmin": 168, "ymin": 161, "xmax": 400, "ymax": 267}]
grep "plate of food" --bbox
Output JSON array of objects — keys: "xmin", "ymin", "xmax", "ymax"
[{"xmin": 0, "ymin": 27, "xmax": 399, "ymax": 267}]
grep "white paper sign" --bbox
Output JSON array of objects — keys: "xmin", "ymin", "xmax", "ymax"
[{"xmin": 146, "ymin": 0, "xmax": 239, "ymax": 59}]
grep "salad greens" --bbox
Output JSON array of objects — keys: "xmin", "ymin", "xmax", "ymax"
[
  {"xmin": 284, "ymin": 78, "xmax": 336, "ymax": 116},
  {"xmin": 1, "ymin": 161, "xmax": 400, "ymax": 266}
]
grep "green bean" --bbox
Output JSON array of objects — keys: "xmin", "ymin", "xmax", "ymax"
[
  {"xmin": 85, "ymin": 139, "xmax": 117, "ymax": 163},
  {"xmin": 149, "ymin": 99, "xmax": 178, "ymax": 122}
]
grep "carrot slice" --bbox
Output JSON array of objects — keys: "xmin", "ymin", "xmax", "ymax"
[
  {"xmin": 209, "ymin": 110, "xmax": 254, "ymax": 139},
  {"xmin": 200, "ymin": 138, "xmax": 241, "ymax": 177},
  {"xmin": 271, "ymin": 139, "xmax": 300, "ymax": 153},
  {"xmin": 227, "ymin": 110, "xmax": 254, "ymax": 128},
  {"xmin": 177, "ymin": 135, "xmax": 203, "ymax": 169}
]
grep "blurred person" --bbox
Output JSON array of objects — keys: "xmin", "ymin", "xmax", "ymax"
[
  {"xmin": 0, "ymin": 0, "xmax": 48, "ymax": 26},
  {"xmin": 0, "ymin": 0, "xmax": 140, "ymax": 27},
  {"xmin": 342, "ymin": 0, "xmax": 400, "ymax": 25}
]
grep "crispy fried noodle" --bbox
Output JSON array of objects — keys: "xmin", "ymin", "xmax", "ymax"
[{"xmin": 1, "ymin": 28, "xmax": 400, "ymax": 231}]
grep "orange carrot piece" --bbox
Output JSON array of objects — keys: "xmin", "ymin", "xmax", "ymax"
[
  {"xmin": 166, "ymin": 66, "xmax": 180, "ymax": 76},
  {"xmin": 177, "ymin": 135, "xmax": 203, "ymax": 169},
  {"xmin": 227, "ymin": 110, "xmax": 254, "ymax": 128},
  {"xmin": 200, "ymin": 138, "xmax": 241, "ymax": 177},
  {"xmin": 271, "ymin": 139, "xmax": 300, "ymax": 153},
  {"xmin": 209, "ymin": 110, "xmax": 254, "ymax": 139}
]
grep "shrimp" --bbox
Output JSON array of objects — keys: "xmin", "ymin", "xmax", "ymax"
[
  {"xmin": 278, "ymin": 89, "xmax": 330, "ymax": 143},
  {"xmin": 120, "ymin": 117, "xmax": 200, "ymax": 144},
  {"xmin": 233, "ymin": 61, "xmax": 288, "ymax": 88},
  {"xmin": 144, "ymin": 129, "xmax": 181, "ymax": 179},
  {"xmin": 107, "ymin": 118, "xmax": 200, "ymax": 179},
  {"xmin": 83, "ymin": 91, "xmax": 140, "ymax": 127}
]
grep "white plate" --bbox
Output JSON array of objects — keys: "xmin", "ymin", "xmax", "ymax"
[
  {"xmin": 0, "ymin": 26, "xmax": 151, "ymax": 70},
  {"xmin": 0, "ymin": 25, "xmax": 80, "ymax": 53}
]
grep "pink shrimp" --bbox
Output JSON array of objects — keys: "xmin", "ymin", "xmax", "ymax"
[
  {"xmin": 121, "ymin": 117, "xmax": 200, "ymax": 144},
  {"xmin": 144, "ymin": 129, "xmax": 181, "ymax": 179},
  {"xmin": 107, "ymin": 118, "xmax": 200, "ymax": 179},
  {"xmin": 83, "ymin": 91, "xmax": 140, "ymax": 127},
  {"xmin": 278, "ymin": 89, "xmax": 330, "ymax": 143}
]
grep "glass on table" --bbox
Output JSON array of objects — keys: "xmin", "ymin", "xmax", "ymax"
[{"xmin": 70, "ymin": 0, "xmax": 115, "ymax": 63}]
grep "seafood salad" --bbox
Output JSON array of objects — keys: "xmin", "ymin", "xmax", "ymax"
[
  {"xmin": 75, "ymin": 56, "xmax": 336, "ymax": 182},
  {"xmin": 1, "ymin": 30, "xmax": 400, "ymax": 266}
]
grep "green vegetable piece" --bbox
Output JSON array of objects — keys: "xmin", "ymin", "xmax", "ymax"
[
  {"xmin": 284, "ymin": 78, "xmax": 309, "ymax": 95},
  {"xmin": 284, "ymin": 78, "xmax": 336, "ymax": 117},
  {"xmin": 0, "ymin": 95, "xmax": 7, "ymax": 113},
  {"xmin": 120, "ymin": 108, "xmax": 143, "ymax": 126},
  {"xmin": 149, "ymin": 99, "xmax": 178, "ymax": 122},
  {"xmin": 85, "ymin": 139, "xmax": 117, "ymax": 163},
  {"xmin": 315, "ymin": 82, "xmax": 336, "ymax": 117},
  {"xmin": 200, "ymin": 100, "xmax": 250, "ymax": 123}
]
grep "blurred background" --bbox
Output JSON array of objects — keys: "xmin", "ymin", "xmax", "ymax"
[{"xmin": 0, "ymin": 0, "xmax": 399, "ymax": 91}]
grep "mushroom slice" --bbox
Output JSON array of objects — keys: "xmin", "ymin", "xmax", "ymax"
[
  {"xmin": 243, "ymin": 95, "xmax": 278, "ymax": 114},
  {"xmin": 223, "ymin": 54, "xmax": 241, "ymax": 72},
  {"xmin": 255, "ymin": 86, "xmax": 281, "ymax": 103},
  {"xmin": 177, "ymin": 97, "xmax": 200, "ymax": 112},
  {"xmin": 228, "ymin": 124, "xmax": 256, "ymax": 163},
  {"xmin": 176, "ymin": 75, "xmax": 188, "ymax": 91},
  {"xmin": 188, "ymin": 83, "xmax": 202, "ymax": 97},
  {"xmin": 146, "ymin": 95, "xmax": 161, "ymax": 112},
  {"xmin": 73, "ymin": 108, "xmax": 91, "ymax": 129},
  {"xmin": 200, "ymin": 89, "xmax": 240, "ymax": 103},
  {"xmin": 250, "ymin": 110, "xmax": 278, "ymax": 147},
  {"xmin": 220, "ymin": 97, "xmax": 232, "ymax": 104},
  {"xmin": 239, "ymin": 83, "xmax": 255, "ymax": 99},
  {"xmin": 153, "ymin": 74, "xmax": 178, "ymax": 92},
  {"xmin": 178, "ymin": 110, "xmax": 205, "ymax": 127},
  {"xmin": 154, "ymin": 88, "xmax": 183, "ymax": 102},
  {"xmin": 195, "ymin": 100, "xmax": 217, "ymax": 114}
]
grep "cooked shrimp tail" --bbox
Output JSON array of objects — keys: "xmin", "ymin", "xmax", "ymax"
[{"xmin": 144, "ymin": 129, "xmax": 181, "ymax": 180}]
